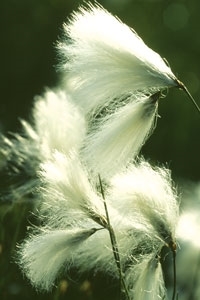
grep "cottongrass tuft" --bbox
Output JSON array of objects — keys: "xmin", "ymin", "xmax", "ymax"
[
  {"xmin": 38, "ymin": 151, "xmax": 105, "ymax": 223},
  {"xmin": 58, "ymin": 2, "xmax": 178, "ymax": 116},
  {"xmin": 82, "ymin": 93, "xmax": 159, "ymax": 178},
  {"xmin": 176, "ymin": 183, "xmax": 200, "ymax": 299},
  {"xmin": 57, "ymin": 1, "xmax": 198, "ymax": 178},
  {"xmin": 33, "ymin": 89, "xmax": 86, "ymax": 157},
  {"xmin": 0, "ymin": 2, "xmax": 185, "ymax": 299},
  {"xmin": 0, "ymin": 122, "xmax": 40, "ymax": 202},
  {"xmin": 16, "ymin": 155, "xmax": 179, "ymax": 298},
  {"xmin": 125, "ymin": 254, "xmax": 166, "ymax": 300},
  {"xmin": 0, "ymin": 89, "xmax": 86, "ymax": 202},
  {"xmin": 17, "ymin": 227, "xmax": 101, "ymax": 291},
  {"xmin": 108, "ymin": 159, "xmax": 179, "ymax": 250}
]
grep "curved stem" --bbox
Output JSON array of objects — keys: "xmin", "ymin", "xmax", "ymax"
[{"xmin": 176, "ymin": 79, "xmax": 200, "ymax": 114}]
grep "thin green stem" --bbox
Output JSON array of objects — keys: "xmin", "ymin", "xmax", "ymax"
[
  {"xmin": 176, "ymin": 79, "xmax": 200, "ymax": 114},
  {"xmin": 172, "ymin": 249, "xmax": 177, "ymax": 300},
  {"xmin": 98, "ymin": 174, "xmax": 130, "ymax": 300}
]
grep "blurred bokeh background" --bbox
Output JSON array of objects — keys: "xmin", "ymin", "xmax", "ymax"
[{"xmin": 0, "ymin": 0, "xmax": 200, "ymax": 299}]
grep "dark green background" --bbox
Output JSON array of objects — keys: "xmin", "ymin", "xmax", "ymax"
[{"xmin": 0, "ymin": 0, "xmax": 199, "ymax": 299}]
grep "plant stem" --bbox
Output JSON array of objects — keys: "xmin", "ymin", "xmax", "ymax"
[{"xmin": 98, "ymin": 174, "xmax": 130, "ymax": 300}]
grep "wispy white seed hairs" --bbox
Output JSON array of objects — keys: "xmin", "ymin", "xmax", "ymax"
[
  {"xmin": 0, "ymin": 89, "xmax": 86, "ymax": 202},
  {"xmin": 176, "ymin": 183, "xmax": 200, "ymax": 299},
  {"xmin": 16, "ymin": 155, "xmax": 179, "ymax": 299},
  {"xmin": 58, "ymin": 1, "xmax": 200, "ymax": 116},
  {"xmin": 108, "ymin": 160, "xmax": 179, "ymax": 247},
  {"xmin": 82, "ymin": 93, "xmax": 159, "ymax": 178},
  {"xmin": 0, "ymin": 122, "xmax": 41, "ymax": 202},
  {"xmin": 39, "ymin": 151, "xmax": 105, "ymax": 222},
  {"xmin": 58, "ymin": 2, "xmax": 177, "ymax": 116},
  {"xmin": 125, "ymin": 254, "xmax": 166, "ymax": 300},
  {"xmin": 3, "ymin": 1, "xmax": 198, "ymax": 299},
  {"xmin": 57, "ymin": 1, "xmax": 199, "ymax": 177},
  {"xmin": 33, "ymin": 89, "xmax": 86, "ymax": 156}
]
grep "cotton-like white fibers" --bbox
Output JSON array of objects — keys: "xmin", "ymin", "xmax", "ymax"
[
  {"xmin": 0, "ymin": 122, "xmax": 41, "ymax": 202},
  {"xmin": 58, "ymin": 2, "xmax": 178, "ymax": 116},
  {"xmin": 176, "ymin": 183, "xmax": 200, "ymax": 299},
  {"xmin": 33, "ymin": 89, "xmax": 86, "ymax": 156},
  {"xmin": 0, "ymin": 89, "xmax": 86, "ymax": 202},
  {"xmin": 39, "ymin": 151, "xmax": 105, "ymax": 224},
  {"xmin": 15, "ymin": 154, "xmax": 179, "ymax": 294},
  {"xmin": 125, "ymin": 255, "xmax": 166, "ymax": 300},
  {"xmin": 17, "ymin": 228, "xmax": 101, "ymax": 291},
  {"xmin": 82, "ymin": 94, "xmax": 158, "ymax": 178},
  {"xmin": 108, "ymin": 159, "xmax": 179, "ymax": 245},
  {"xmin": 3, "ymin": 1, "xmax": 184, "ymax": 297}
]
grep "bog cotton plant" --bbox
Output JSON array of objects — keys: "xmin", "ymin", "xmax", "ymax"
[
  {"xmin": 83, "ymin": 93, "xmax": 159, "ymax": 178},
  {"xmin": 11, "ymin": 100, "xmax": 178, "ymax": 298},
  {"xmin": 33, "ymin": 89, "xmax": 86, "ymax": 157},
  {"xmin": 1, "ymin": 1, "xmax": 197, "ymax": 299},
  {"xmin": 58, "ymin": 2, "xmax": 179, "ymax": 115},
  {"xmin": 58, "ymin": 1, "xmax": 200, "ymax": 178},
  {"xmin": 0, "ymin": 89, "xmax": 86, "ymax": 202},
  {"xmin": 17, "ymin": 154, "xmax": 179, "ymax": 300},
  {"xmin": 58, "ymin": 1, "xmax": 199, "ymax": 114}
]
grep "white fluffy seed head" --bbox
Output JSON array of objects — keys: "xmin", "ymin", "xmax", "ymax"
[
  {"xmin": 175, "ymin": 183, "xmax": 200, "ymax": 300},
  {"xmin": 0, "ymin": 121, "xmax": 41, "ymax": 201},
  {"xmin": 58, "ymin": 2, "xmax": 178, "ymax": 115},
  {"xmin": 33, "ymin": 89, "xmax": 86, "ymax": 157},
  {"xmin": 17, "ymin": 228, "xmax": 98, "ymax": 291},
  {"xmin": 108, "ymin": 159, "xmax": 179, "ymax": 244},
  {"xmin": 82, "ymin": 94, "xmax": 158, "ymax": 178},
  {"xmin": 15, "ymin": 155, "xmax": 179, "ymax": 293},
  {"xmin": 11, "ymin": 3, "xmax": 182, "ymax": 294},
  {"xmin": 125, "ymin": 255, "xmax": 166, "ymax": 300},
  {"xmin": 39, "ymin": 151, "xmax": 105, "ymax": 222},
  {"xmin": 177, "ymin": 182, "xmax": 200, "ymax": 248}
]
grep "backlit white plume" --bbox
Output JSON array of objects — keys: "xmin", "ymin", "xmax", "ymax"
[
  {"xmin": 58, "ymin": 2, "xmax": 178, "ymax": 116},
  {"xmin": 0, "ymin": 2, "xmax": 182, "ymax": 298},
  {"xmin": 0, "ymin": 89, "xmax": 86, "ymax": 202},
  {"xmin": 33, "ymin": 89, "xmax": 86, "ymax": 157},
  {"xmin": 125, "ymin": 255, "xmax": 166, "ymax": 300},
  {"xmin": 82, "ymin": 93, "xmax": 158, "ymax": 178},
  {"xmin": 108, "ymin": 159, "xmax": 179, "ymax": 245},
  {"xmin": 176, "ymin": 183, "xmax": 200, "ymax": 300},
  {"xmin": 16, "ymin": 155, "xmax": 179, "ymax": 298},
  {"xmin": 17, "ymin": 228, "xmax": 100, "ymax": 291},
  {"xmin": 0, "ymin": 123, "xmax": 40, "ymax": 201},
  {"xmin": 39, "ymin": 151, "xmax": 105, "ymax": 221}
]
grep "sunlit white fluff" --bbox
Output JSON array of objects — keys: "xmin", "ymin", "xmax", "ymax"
[
  {"xmin": 1, "ymin": 88, "xmax": 86, "ymax": 173},
  {"xmin": 39, "ymin": 151, "xmax": 105, "ymax": 223},
  {"xmin": 176, "ymin": 183, "xmax": 200, "ymax": 299},
  {"xmin": 177, "ymin": 211, "xmax": 200, "ymax": 248},
  {"xmin": 82, "ymin": 94, "xmax": 158, "ymax": 178},
  {"xmin": 125, "ymin": 255, "xmax": 166, "ymax": 300},
  {"xmin": 33, "ymin": 89, "xmax": 86, "ymax": 156},
  {"xmin": 0, "ymin": 122, "xmax": 40, "ymax": 202},
  {"xmin": 74, "ymin": 223, "xmax": 159, "ymax": 279},
  {"xmin": 16, "ymin": 154, "xmax": 179, "ymax": 295},
  {"xmin": 17, "ymin": 227, "xmax": 100, "ymax": 291},
  {"xmin": 0, "ymin": 89, "xmax": 86, "ymax": 202},
  {"xmin": 177, "ymin": 182, "xmax": 200, "ymax": 247},
  {"xmin": 58, "ymin": 2, "xmax": 178, "ymax": 115},
  {"xmin": 108, "ymin": 159, "xmax": 179, "ymax": 245},
  {"xmin": 38, "ymin": 154, "xmax": 159, "ymax": 274}
]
